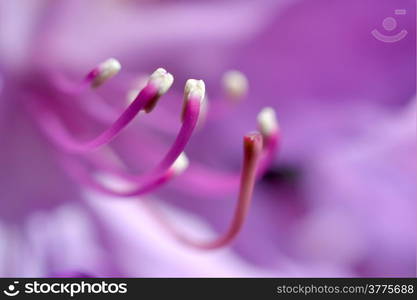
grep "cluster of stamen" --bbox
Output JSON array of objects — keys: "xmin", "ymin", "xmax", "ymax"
[{"xmin": 34, "ymin": 58, "xmax": 281, "ymax": 250}]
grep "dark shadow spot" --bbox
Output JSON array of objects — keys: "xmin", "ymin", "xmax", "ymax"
[{"xmin": 261, "ymin": 164, "xmax": 300, "ymax": 186}]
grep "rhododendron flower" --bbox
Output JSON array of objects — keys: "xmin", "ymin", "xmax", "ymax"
[{"xmin": 0, "ymin": 0, "xmax": 415, "ymax": 277}]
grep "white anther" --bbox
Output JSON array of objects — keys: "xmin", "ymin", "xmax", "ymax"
[
  {"xmin": 222, "ymin": 70, "xmax": 248, "ymax": 101},
  {"xmin": 92, "ymin": 58, "xmax": 121, "ymax": 87},
  {"xmin": 184, "ymin": 79, "xmax": 205, "ymax": 103},
  {"xmin": 257, "ymin": 107, "xmax": 278, "ymax": 136},
  {"xmin": 149, "ymin": 68, "xmax": 174, "ymax": 95}
]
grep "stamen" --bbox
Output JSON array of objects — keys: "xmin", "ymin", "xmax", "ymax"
[
  {"xmin": 222, "ymin": 70, "xmax": 248, "ymax": 101},
  {"xmin": 143, "ymin": 131, "xmax": 263, "ymax": 250},
  {"xmin": 53, "ymin": 58, "xmax": 122, "ymax": 94},
  {"xmin": 153, "ymin": 81, "xmax": 203, "ymax": 174},
  {"xmin": 53, "ymin": 83, "xmax": 201, "ymax": 195},
  {"xmin": 182, "ymin": 79, "xmax": 205, "ymax": 121},
  {"xmin": 53, "ymin": 58, "xmax": 124, "ymax": 122},
  {"xmin": 87, "ymin": 58, "xmax": 122, "ymax": 88},
  {"xmin": 144, "ymin": 68, "xmax": 174, "ymax": 113},
  {"xmin": 73, "ymin": 87, "xmax": 201, "ymax": 182},
  {"xmin": 90, "ymin": 80, "xmax": 203, "ymax": 181},
  {"xmin": 34, "ymin": 68, "xmax": 173, "ymax": 153}
]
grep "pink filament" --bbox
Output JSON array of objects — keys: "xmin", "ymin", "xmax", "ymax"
[
  {"xmin": 33, "ymin": 84, "xmax": 158, "ymax": 153},
  {"xmin": 143, "ymin": 132, "xmax": 263, "ymax": 250},
  {"xmin": 154, "ymin": 98, "xmax": 200, "ymax": 173}
]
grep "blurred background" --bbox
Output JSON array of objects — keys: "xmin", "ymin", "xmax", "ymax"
[{"xmin": 0, "ymin": 0, "xmax": 415, "ymax": 277}]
